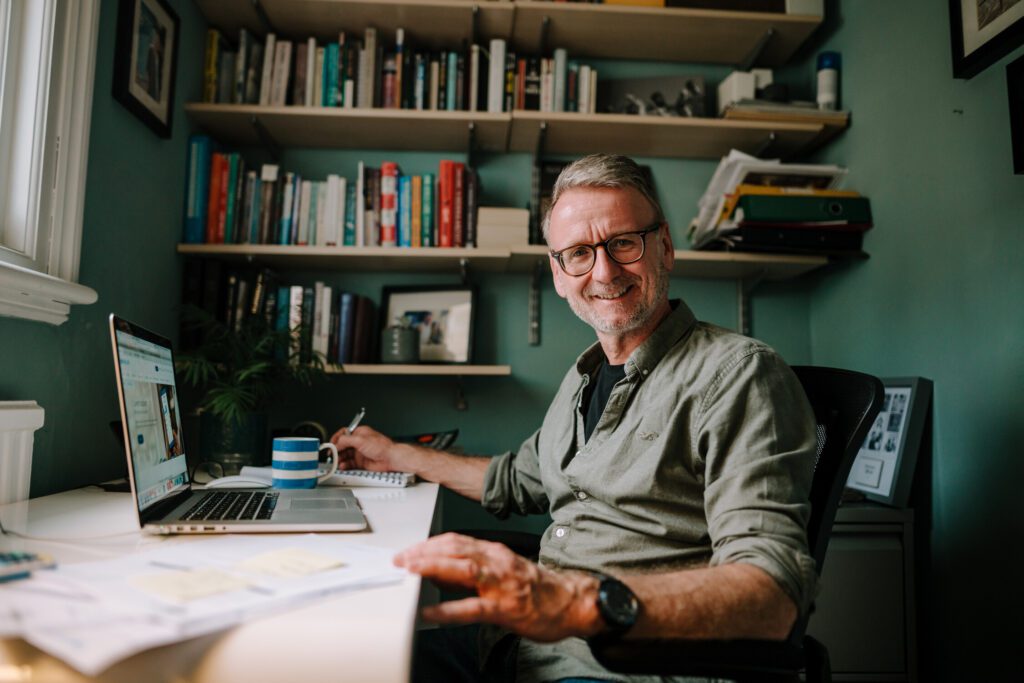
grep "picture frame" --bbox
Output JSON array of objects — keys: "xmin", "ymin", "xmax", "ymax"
[
  {"xmin": 846, "ymin": 377, "xmax": 933, "ymax": 508},
  {"xmin": 381, "ymin": 285, "xmax": 476, "ymax": 364},
  {"xmin": 949, "ymin": 0, "xmax": 1024, "ymax": 79},
  {"xmin": 1008, "ymin": 53, "xmax": 1024, "ymax": 174},
  {"xmin": 112, "ymin": 0, "xmax": 179, "ymax": 138}
]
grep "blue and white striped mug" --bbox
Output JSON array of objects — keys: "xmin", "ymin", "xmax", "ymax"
[{"xmin": 271, "ymin": 437, "xmax": 339, "ymax": 489}]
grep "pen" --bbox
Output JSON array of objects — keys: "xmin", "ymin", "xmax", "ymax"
[{"xmin": 347, "ymin": 406, "xmax": 366, "ymax": 433}]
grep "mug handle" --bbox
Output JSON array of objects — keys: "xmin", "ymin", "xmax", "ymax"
[{"xmin": 318, "ymin": 442, "xmax": 339, "ymax": 483}]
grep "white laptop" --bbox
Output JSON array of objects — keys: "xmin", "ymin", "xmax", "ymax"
[{"xmin": 109, "ymin": 314, "xmax": 367, "ymax": 534}]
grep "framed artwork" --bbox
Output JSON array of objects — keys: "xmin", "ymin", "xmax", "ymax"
[
  {"xmin": 1008, "ymin": 53, "xmax": 1024, "ymax": 174},
  {"xmin": 949, "ymin": 0, "xmax": 1024, "ymax": 79},
  {"xmin": 381, "ymin": 286, "xmax": 476, "ymax": 363},
  {"xmin": 112, "ymin": 0, "xmax": 179, "ymax": 138},
  {"xmin": 846, "ymin": 377, "xmax": 933, "ymax": 508}
]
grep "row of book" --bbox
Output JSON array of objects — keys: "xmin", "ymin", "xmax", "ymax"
[
  {"xmin": 183, "ymin": 135, "xmax": 479, "ymax": 248},
  {"xmin": 182, "ymin": 259, "xmax": 379, "ymax": 366},
  {"xmin": 689, "ymin": 149, "xmax": 873, "ymax": 255},
  {"xmin": 203, "ymin": 27, "xmax": 600, "ymax": 114}
]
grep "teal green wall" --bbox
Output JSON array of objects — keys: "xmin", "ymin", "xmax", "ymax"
[
  {"xmin": 807, "ymin": 1, "xmax": 1024, "ymax": 679},
  {"xmin": 0, "ymin": 0, "xmax": 205, "ymax": 495}
]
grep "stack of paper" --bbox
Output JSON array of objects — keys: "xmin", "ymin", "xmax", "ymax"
[
  {"xmin": 0, "ymin": 535, "xmax": 403, "ymax": 675},
  {"xmin": 476, "ymin": 207, "xmax": 530, "ymax": 248}
]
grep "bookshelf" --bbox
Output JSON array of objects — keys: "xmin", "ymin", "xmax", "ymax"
[
  {"xmin": 327, "ymin": 363, "xmax": 511, "ymax": 376},
  {"xmin": 178, "ymin": 244, "xmax": 827, "ymax": 281}
]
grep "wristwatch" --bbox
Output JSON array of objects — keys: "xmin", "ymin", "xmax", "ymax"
[{"xmin": 592, "ymin": 572, "xmax": 641, "ymax": 637}]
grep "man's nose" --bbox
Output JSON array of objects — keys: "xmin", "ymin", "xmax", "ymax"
[{"xmin": 590, "ymin": 245, "xmax": 623, "ymax": 282}]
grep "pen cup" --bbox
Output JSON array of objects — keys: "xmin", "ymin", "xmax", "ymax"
[{"xmin": 271, "ymin": 437, "xmax": 339, "ymax": 489}]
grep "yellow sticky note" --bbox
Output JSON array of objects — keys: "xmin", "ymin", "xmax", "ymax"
[
  {"xmin": 132, "ymin": 567, "xmax": 250, "ymax": 602},
  {"xmin": 237, "ymin": 548, "xmax": 345, "ymax": 578}
]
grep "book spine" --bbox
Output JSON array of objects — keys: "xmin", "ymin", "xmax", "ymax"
[
  {"xmin": 336, "ymin": 291, "xmax": 357, "ymax": 364},
  {"xmin": 215, "ymin": 155, "xmax": 230, "ymax": 243},
  {"xmin": 465, "ymin": 167, "xmax": 478, "ymax": 248},
  {"xmin": 300, "ymin": 286, "xmax": 315, "ymax": 363},
  {"xmin": 355, "ymin": 161, "xmax": 365, "ymax": 246},
  {"xmin": 452, "ymin": 162, "xmax": 465, "ymax": 247},
  {"xmin": 553, "ymin": 48, "xmax": 567, "ymax": 112},
  {"xmin": 438, "ymin": 160, "xmax": 454, "ymax": 248},
  {"xmin": 271, "ymin": 40, "xmax": 292, "ymax": 106},
  {"xmin": 234, "ymin": 28, "xmax": 249, "ymax": 104},
  {"xmin": 380, "ymin": 162, "xmax": 399, "ymax": 247},
  {"xmin": 394, "ymin": 28, "xmax": 404, "ymax": 109},
  {"xmin": 312, "ymin": 281, "xmax": 324, "ymax": 358},
  {"xmin": 258, "ymin": 34, "xmax": 276, "ymax": 106},
  {"xmin": 468, "ymin": 44, "xmax": 480, "ymax": 113},
  {"xmin": 184, "ymin": 135, "xmax": 211, "ymax": 243},
  {"xmin": 503, "ymin": 49, "xmax": 516, "ymax": 113},
  {"xmin": 327, "ymin": 43, "xmax": 340, "ymax": 106},
  {"xmin": 313, "ymin": 47, "xmax": 325, "ymax": 106},
  {"xmin": 245, "ymin": 42, "xmax": 263, "ymax": 104},
  {"xmin": 217, "ymin": 50, "xmax": 236, "ymax": 103},
  {"xmin": 487, "ymin": 39, "xmax": 505, "ymax": 113},
  {"xmin": 446, "ymin": 51, "xmax": 458, "ymax": 111},
  {"xmin": 223, "ymin": 154, "xmax": 240, "ymax": 243},
  {"xmin": 279, "ymin": 171, "xmax": 295, "ymax": 245},
  {"xmin": 428, "ymin": 57, "xmax": 440, "ymax": 110},
  {"xmin": 258, "ymin": 164, "xmax": 278, "ymax": 244},
  {"xmin": 398, "ymin": 174, "xmax": 412, "ymax": 247},
  {"xmin": 297, "ymin": 180, "xmax": 312, "ymax": 245},
  {"xmin": 421, "ymin": 173, "xmax": 435, "ymax": 247},
  {"xmin": 203, "ymin": 30, "xmax": 221, "ymax": 103},
  {"xmin": 343, "ymin": 183, "xmax": 357, "ymax": 246},
  {"xmin": 411, "ymin": 175, "xmax": 422, "ymax": 248}
]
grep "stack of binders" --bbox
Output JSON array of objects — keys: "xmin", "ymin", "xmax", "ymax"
[{"xmin": 712, "ymin": 184, "xmax": 873, "ymax": 255}]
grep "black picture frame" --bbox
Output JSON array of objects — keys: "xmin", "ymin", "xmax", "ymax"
[
  {"xmin": 1008, "ymin": 53, "xmax": 1024, "ymax": 174},
  {"xmin": 381, "ymin": 285, "xmax": 477, "ymax": 364},
  {"xmin": 112, "ymin": 0, "xmax": 179, "ymax": 138},
  {"xmin": 949, "ymin": 0, "xmax": 1024, "ymax": 79},
  {"xmin": 846, "ymin": 377, "xmax": 933, "ymax": 508}
]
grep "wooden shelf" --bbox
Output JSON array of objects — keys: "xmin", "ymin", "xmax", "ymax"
[
  {"xmin": 327, "ymin": 363, "xmax": 511, "ymax": 376},
  {"xmin": 179, "ymin": 244, "xmax": 826, "ymax": 281},
  {"xmin": 508, "ymin": 111, "xmax": 827, "ymax": 160},
  {"xmin": 177, "ymin": 244, "xmax": 511, "ymax": 272},
  {"xmin": 185, "ymin": 106, "xmax": 841, "ymax": 159},
  {"xmin": 511, "ymin": 1, "xmax": 821, "ymax": 66},
  {"xmin": 184, "ymin": 104, "xmax": 509, "ymax": 152},
  {"xmin": 195, "ymin": 0, "xmax": 819, "ymax": 66}
]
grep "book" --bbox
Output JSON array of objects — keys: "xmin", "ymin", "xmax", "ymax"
[
  {"xmin": 258, "ymin": 33, "xmax": 276, "ymax": 106},
  {"xmin": 300, "ymin": 286, "xmax": 315, "ymax": 363},
  {"xmin": 258, "ymin": 164, "xmax": 279, "ymax": 244},
  {"xmin": 351, "ymin": 295, "xmax": 376, "ymax": 363},
  {"xmin": 203, "ymin": 29, "xmax": 223, "ymax": 103},
  {"xmin": 183, "ymin": 135, "xmax": 212, "ymax": 244},
  {"xmin": 552, "ymin": 48, "xmax": 567, "ymax": 112},
  {"xmin": 336, "ymin": 291, "xmax": 357, "ymax": 364},
  {"xmin": 240, "ymin": 170, "xmax": 257, "ymax": 244},
  {"xmin": 205, "ymin": 152, "xmax": 226, "ymax": 243},
  {"xmin": 343, "ymin": 183, "xmax": 357, "ymax": 245},
  {"xmin": 217, "ymin": 50, "xmax": 236, "ymax": 104},
  {"xmin": 380, "ymin": 162, "xmax": 399, "ymax": 246},
  {"xmin": 233, "ymin": 28, "xmax": 250, "ymax": 104},
  {"xmin": 464, "ymin": 167, "xmax": 479, "ymax": 247},
  {"xmin": 487, "ymin": 39, "xmax": 505, "ymax": 113},
  {"xmin": 452, "ymin": 161, "xmax": 465, "ymax": 246},
  {"xmin": 438, "ymin": 160, "xmax": 454, "ymax": 247},
  {"xmin": 223, "ymin": 153, "xmax": 241, "ymax": 243},
  {"xmin": 292, "ymin": 40, "xmax": 308, "ymax": 106},
  {"xmin": 398, "ymin": 174, "xmax": 412, "ymax": 247},
  {"xmin": 411, "ymin": 175, "xmax": 423, "ymax": 248},
  {"xmin": 394, "ymin": 28, "xmax": 405, "ymax": 109},
  {"xmin": 244, "ymin": 41, "xmax": 263, "ymax": 104},
  {"xmin": 421, "ymin": 173, "xmax": 435, "ymax": 247},
  {"xmin": 270, "ymin": 40, "xmax": 292, "ymax": 106}
]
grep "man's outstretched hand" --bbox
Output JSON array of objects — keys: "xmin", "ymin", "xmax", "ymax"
[{"xmin": 394, "ymin": 533, "xmax": 603, "ymax": 642}]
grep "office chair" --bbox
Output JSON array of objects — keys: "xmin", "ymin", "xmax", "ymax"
[
  {"xmin": 461, "ymin": 365, "xmax": 883, "ymax": 683},
  {"xmin": 588, "ymin": 365, "xmax": 884, "ymax": 683}
]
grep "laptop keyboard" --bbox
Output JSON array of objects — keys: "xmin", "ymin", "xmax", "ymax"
[{"xmin": 182, "ymin": 491, "xmax": 278, "ymax": 521}]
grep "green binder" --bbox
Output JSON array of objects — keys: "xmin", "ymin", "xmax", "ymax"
[{"xmin": 734, "ymin": 194, "xmax": 872, "ymax": 225}]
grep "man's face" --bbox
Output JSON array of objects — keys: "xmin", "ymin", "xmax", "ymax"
[{"xmin": 547, "ymin": 187, "xmax": 673, "ymax": 338}]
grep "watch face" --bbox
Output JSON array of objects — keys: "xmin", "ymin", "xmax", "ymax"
[{"xmin": 598, "ymin": 577, "xmax": 640, "ymax": 632}]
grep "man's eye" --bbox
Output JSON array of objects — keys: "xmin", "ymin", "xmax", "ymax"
[
  {"xmin": 609, "ymin": 238, "xmax": 635, "ymax": 250},
  {"xmin": 567, "ymin": 247, "xmax": 591, "ymax": 260}
]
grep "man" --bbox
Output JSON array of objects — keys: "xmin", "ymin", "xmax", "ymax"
[{"xmin": 331, "ymin": 154, "xmax": 818, "ymax": 682}]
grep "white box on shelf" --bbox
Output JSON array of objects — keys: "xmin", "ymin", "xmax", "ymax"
[
  {"xmin": 0, "ymin": 401, "xmax": 44, "ymax": 504},
  {"xmin": 717, "ymin": 71, "xmax": 756, "ymax": 116}
]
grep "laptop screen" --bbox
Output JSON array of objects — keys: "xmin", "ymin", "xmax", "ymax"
[{"xmin": 111, "ymin": 316, "xmax": 189, "ymax": 513}]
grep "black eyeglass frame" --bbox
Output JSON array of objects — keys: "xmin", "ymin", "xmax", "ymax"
[{"xmin": 548, "ymin": 222, "xmax": 664, "ymax": 276}]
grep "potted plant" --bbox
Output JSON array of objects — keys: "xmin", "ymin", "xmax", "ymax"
[{"xmin": 176, "ymin": 306, "xmax": 326, "ymax": 475}]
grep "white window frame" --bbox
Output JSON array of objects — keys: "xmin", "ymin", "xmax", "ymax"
[{"xmin": 0, "ymin": 0, "xmax": 99, "ymax": 325}]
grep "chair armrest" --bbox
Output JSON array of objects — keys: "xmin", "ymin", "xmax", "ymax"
[{"xmin": 589, "ymin": 635, "xmax": 806, "ymax": 683}]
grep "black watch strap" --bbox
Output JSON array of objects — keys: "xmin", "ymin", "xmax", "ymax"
[{"xmin": 591, "ymin": 571, "xmax": 641, "ymax": 637}]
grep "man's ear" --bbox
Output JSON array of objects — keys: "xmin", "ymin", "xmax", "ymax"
[
  {"xmin": 659, "ymin": 224, "xmax": 675, "ymax": 273},
  {"xmin": 550, "ymin": 256, "xmax": 567, "ymax": 299}
]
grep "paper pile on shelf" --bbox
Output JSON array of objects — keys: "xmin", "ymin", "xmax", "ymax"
[
  {"xmin": 0, "ymin": 535, "xmax": 404, "ymax": 675},
  {"xmin": 689, "ymin": 149, "xmax": 847, "ymax": 250}
]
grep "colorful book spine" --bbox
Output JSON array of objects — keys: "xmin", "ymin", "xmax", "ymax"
[
  {"xmin": 452, "ymin": 161, "xmax": 465, "ymax": 247},
  {"xmin": 421, "ymin": 173, "xmax": 435, "ymax": 247},
  {"xmin": 326, "ymin": 43, "xmax": 340, "ymax": 106},
  {"xmin": 203, "ymin": 30, "xmax": 222, "ymax": 103},
  {"xmin": 336, "ymin": 291, "xmax": 357, "ymax": 364},
  {"xmin": 438, "ymin": 160, "xmax": 454, "ymax": 247},
  {"xmin": 223, "ymin": 154, "xmax": 240, "ymax": 243},
  {"xmin": 183, "ymin": 135, "xmax": 211, "ymax": 243},
  {"xmin": 380, "ymin": 162, "xmax": 398, "ymax": 247},
  {"xmin": 411, "ymin": 175, "xmax": 422, "ymax": 248},
  {"xmin": 398, "ymin": 174, "xmax": 412, "ymax": 247}
]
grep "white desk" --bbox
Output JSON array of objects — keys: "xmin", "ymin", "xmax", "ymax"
[{"xmin": 0, "ymin": 483, "xmax": 441, "ymax": 683}]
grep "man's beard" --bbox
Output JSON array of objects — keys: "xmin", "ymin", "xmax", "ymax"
[{"xmin": 566, "ymin": 264, "xmax": 670, "ymax": 335}]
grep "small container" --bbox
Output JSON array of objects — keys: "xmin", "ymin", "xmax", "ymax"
[
  {"xmin": 381, "ymin": 326, "xmax": 420, "ymax": 364},
  {"xmin": 816, "ymin": 51, "xmax": 841, "ymax": 111}
]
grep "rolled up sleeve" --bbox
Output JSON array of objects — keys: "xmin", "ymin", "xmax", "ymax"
[
  {"xmin": 482, "ymin": 428, "xmax": 550, "ymax": 519},
  {"xmin": 696, "ymin": 349, "xmax": 819, "ymax": 616}
]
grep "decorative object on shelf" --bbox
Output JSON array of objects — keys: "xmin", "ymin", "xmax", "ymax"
[
  {"xmin": 949, "ymin": 0, "xmax": 1024, "ymax": 79},
  {"xmin": 176, "ymin": 306, "xmax": 326, "ymax": 474},
  {"xmin": 1008, "ymin": 53, "xmax": 1024, "ymax": 175},
  {"xmin": 112, "ymin": 0, "xmax": 179, "ymax": 138},
  {"xmin": 380, "ymin": 320, "xmax": 420, "ymax": 364},
  {"xmin": 846, "ymin": 377, "xmax": 933, "ymax": 508},
  {"xmin": 597, "ymin": 76, "xmax": 707, "ymax": 117},
  {"xmin": 381, "ymin": 285, "xmax": 476, "ymax": 364},
  {"xmin": 815, "ymin": 51, "xmax": 840, "ymax": 110}
]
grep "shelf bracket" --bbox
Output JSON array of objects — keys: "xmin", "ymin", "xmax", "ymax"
[
  {"xmin": 753, "ymin": 131, "xmax": 777, "ymax": 159},
  {"xmin": 466, "ymin": 121, "xmax": 477, "ymax": 169},
  {"xmin": 738, "ymin": 27, "xmax": 775, "ymax": 71},
  {"xmin": 737, "ymin": 272, "xmax": 765, "ymax": 338},
  {"xmin": 250, "ymin": 115, "xmax": 281, "ymax": 161},
  {"xmin": 250, "ymin": 0, "xmax": 273, "ymax": 35},
  {"xmin": 529, "ymin": 259, "xmax": 542, "ymax": 346},
  {"xmin": 459, "ymin": 257, "xmax": 470, "ymax": 286},
  {"xmin": 470, "ymin": 4, "xmax": 480, "ymax": 47},
  {"xmin": 539, "ymin": 16, "xmax": 551, "ymax": 56},
  {"xmin": 454, "ymin": 377, "xmax": 469, "ymax": 411},
  {"xmin": 533, "ymin": 120, "xmax": 548, "ymax": 161}
]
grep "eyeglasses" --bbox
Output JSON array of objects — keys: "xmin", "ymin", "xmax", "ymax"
[{"xmin": 549, "ymin": 222, "xmax": 663, "ymax": 277}]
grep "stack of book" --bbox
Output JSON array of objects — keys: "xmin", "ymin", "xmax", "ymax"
[
  {"xmin": 203, "ymin": 28, "xmax": 600, "ymax": 114},
  {"xmin": 183, "ymin": 135, "xmax": 479, "ymax": 249},
  {"xmin": 689, "ymin": 149, "xmax": 872, "ymax": 255},
  {"xmin": 182, "ymin": 259, "xmax": 378, "ymax": 366},
  {"xmin": 476, "ymin": 208, "xmax": 530, "ymax": 248}
]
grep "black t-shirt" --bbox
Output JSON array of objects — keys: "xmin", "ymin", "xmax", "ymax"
[{"xmin": 584, "ymin": 358, "xmax": 626, "ymax": 442}]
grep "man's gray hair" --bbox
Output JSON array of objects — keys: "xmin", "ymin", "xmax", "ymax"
[{"xmin": 541, "ymin": 154, "xmax": 664, "ymax": 241}]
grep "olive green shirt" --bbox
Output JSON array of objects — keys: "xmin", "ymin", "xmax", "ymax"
[{"xmin": 481, "ymin": 300, "xmax": 818, "ymax": 683}]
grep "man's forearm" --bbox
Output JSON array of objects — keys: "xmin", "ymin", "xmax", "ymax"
[
  {"xmin": 393, "ymin": 444, "xmax": 491, "ymax": 501},
  {"xmin": 619, "ymin": 563, "xmax": 797, "ymax": 641}
]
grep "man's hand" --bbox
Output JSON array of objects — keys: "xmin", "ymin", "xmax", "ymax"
[
  {"xmin": 330, "ymin": 424, "xmax": 406, "ymax": 472},
  {"xmin": 394, "ymin": 533, "xmax": 604, "ymax": 642}
]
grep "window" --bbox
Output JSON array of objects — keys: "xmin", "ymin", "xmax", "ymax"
[{"xmin": 0, "ymin": 0, "xmax": 99, "ymax": 325}]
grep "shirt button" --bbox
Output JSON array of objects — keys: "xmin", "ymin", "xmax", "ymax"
[
  {"xmin": 576, "ymin": 490, "xmax": 588, "ymax": 501},
  {"xmin": 575, "ymin": 450, "xmax": 582, "ymax": 458},
  {"xmin": 555, "ymin": 528, "xmax": 566, "ymax": 538}
]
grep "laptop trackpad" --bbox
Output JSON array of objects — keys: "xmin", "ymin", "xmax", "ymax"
[{"xmin": 282, "ymin": 498, "xmax": 352, "ymax": 510}]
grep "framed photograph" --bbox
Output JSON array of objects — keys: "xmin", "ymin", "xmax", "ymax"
[
  {"xmin": 112, "ymin": 0, "xmax": 179, "ymax": 138},
  {"xmin": 950, "ymin": 0, "xmax": 1024, "ymax": 79},
  {"xmin": 846, "ymin": 377, "xmax": 933, "ymax": 508},
  {"xmin": 381, "ymin": 286, "xmax": 476, "ymax": 363},
  {"xmin": 1008, "ymin": 53, "xmax": 1024, "ymax": 174}
]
